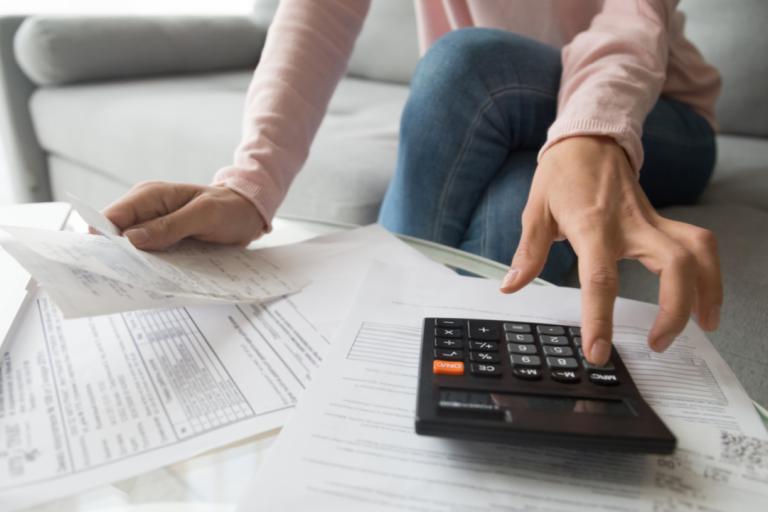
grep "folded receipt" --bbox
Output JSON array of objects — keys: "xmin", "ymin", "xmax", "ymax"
[{"xmin": 0, "ymin": 196, "xmax": 307, "ymax": 317}]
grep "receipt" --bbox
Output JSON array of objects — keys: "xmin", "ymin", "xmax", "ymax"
[{"xmin": 0, "ymin": 198, "xmax": 306, "ymax": 317}]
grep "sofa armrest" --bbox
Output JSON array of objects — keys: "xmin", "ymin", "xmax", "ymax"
[
  {"xmin": 14, "ymin": 15, "xmax": 267, "ymax": 86},
  {"xmin": 0, "ymin": 16, "xmax": 50, "ymax": 202}
]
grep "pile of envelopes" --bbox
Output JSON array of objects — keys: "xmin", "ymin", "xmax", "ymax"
[{"xmin": 0, "ymin": 201, "xmax": 766, "ymax": 511}]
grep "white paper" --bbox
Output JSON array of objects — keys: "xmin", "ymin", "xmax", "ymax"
[
  {"xmin": 242, "ymin": 264, "xmax": 768, "ymax": 511},
  {"xmin": 0, "ymin": 203, "xmax": 71, "ymax": 348},
  {"xmin": 0, "ymin": 226, "xmax": 450, "ymax": 510},
  {"xmin": 0, "ymin": 223, "xmax": 307, "ymax": 318}
]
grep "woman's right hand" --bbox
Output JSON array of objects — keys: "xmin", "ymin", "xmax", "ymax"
[{"xmin": 98, "ymin": 181, "xmax": 266, "ymax": 251}]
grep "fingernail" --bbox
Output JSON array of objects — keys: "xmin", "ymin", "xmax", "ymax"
[
  {"xmin": 589, "ymin": 339, "xmax": 612, "ymax": 365},
  {"xmin": 500, "ymin": 268, "xmax": 520, "ymax": 290},
  {"xmin": 652, "ymin": 333, "xmax": 675, "ymax": 352},
  {"xmin": 707, "ymin": 304, "xmax": 721, "ymax": 330},
  {"xmin": 124, "ymin": 228, "xmax": 148, "ymax": 246}
]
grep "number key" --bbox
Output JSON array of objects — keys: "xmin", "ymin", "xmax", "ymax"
[
  {"xmin": 505, "ymin": 333, "xmax": 534, "ymax": 343},
  {"xmin": 510, "ymin": 354, "xmax": 541, "ymax": 367},
  {"xmin": 540, "ymin": 335, "xmax": 569, "ymax": 346},
  {"xmin": 546, "ymin": 357, "xmax": 579, "ymax": 369},
  {"xmin": 507, "ymin": 343, "xmax": 537, "ymax": 355},
  {"xmin": 542, "ymin": 345, "xmax": 573, "ymax": 356}
]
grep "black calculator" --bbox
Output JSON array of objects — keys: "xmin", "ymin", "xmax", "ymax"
[{"xmin": 415, "ymin": 318, "xmax": 676, "ymax": 453}]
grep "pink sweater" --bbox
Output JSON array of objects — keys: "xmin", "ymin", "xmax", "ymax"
[{"xmin": 213, "ymin": 0, "xmax": 720, "ymax": 230}]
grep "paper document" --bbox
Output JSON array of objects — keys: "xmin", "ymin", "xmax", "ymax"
[
  {"xmin": 0, "ymin": 198, "xmax": 306, "ymax": 317},
  {"xmin": 0, "ymin": 202, "xmax": 71, "ymax": 348},
  {"xmin": 242, "ymin": 264, "xmax": 768, "ymax": 511},
  {"xmin": 0, "ymin": 226, "xmax": 450, "ymax": 510}
]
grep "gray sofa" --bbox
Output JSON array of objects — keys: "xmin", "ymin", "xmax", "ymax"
[{"xmin": 0, "ymin": 1, "xmax": 766, "ymax": 404}]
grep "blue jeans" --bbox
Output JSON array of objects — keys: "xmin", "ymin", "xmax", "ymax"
[{"xmin": 378, "ymin": 28, "xmax": 716, "ymax": 284}]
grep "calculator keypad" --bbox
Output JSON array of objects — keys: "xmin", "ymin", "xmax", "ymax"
[{"xmin": 431, "ymin": 319, "xmax": 619, "ymax": 386}]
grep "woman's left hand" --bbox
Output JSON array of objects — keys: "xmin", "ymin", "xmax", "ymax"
[{"xmin": 500, "ymin": 136, "xmax": 722, "ymax": 365}]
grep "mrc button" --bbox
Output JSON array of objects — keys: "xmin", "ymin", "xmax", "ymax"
[{"xmin": 589, "ymin": 372, "xmax": 619, "ymax": 386}]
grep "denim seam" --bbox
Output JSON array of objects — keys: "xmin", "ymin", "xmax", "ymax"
[{"xmin": 432, "ymin": 85, "xmax": 557, "ymax": 243}]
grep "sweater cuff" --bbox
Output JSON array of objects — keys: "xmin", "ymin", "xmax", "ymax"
[
  {"xmin": 212, "ymin": 166, "xmax": 283, "ymax": 234},
  {"xmin": 538, "ymin": 118, "xmax": 644, "ymax": 175}
]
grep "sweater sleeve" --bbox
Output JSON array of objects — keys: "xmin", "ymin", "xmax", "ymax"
[
  {"xmin": 212, "ymin": 0, "xmax": 370, "ymax": 230},
  {"xmin": 538, "ymin": 0, "xmax": 677, "ymax": 173}
]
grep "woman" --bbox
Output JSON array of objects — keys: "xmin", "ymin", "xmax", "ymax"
[{"xmin": 101, "ymin": 0, "xmax": 722, "ymax": 366}]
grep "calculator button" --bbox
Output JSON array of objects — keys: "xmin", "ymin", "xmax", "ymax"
[
  {"xmin": 536, "ymin": 325, "xmax": 565, "ymax": 335},
  {"xmin": 470, "ymin": 351, "xmax": 500, "ymax": 363},
  {"xmin": 433, "ymin": 360, "xmax": 464, "ymax": 376},
  {"xmin": 540, "ymin": 335, "xmax": 569, "ymax": 346},
  {"xmin": 572, "ymin": 336, "xmax": 582, "ymax": 346},
  {"xmin": 579, "ymin": 350, "xmax": 615, "ymax": 371},
  {"xmin": 434, "ymin": 349, "xmax": 464, "ymax": 361},
  {"xmin": 546, "ymin": 357, "xmax": 579, "ymax": 369},
  {"xmin": 436, "ymin": 319, "xmax": 464, "ymax": 328},
  {"xmin": 542, "ymin": 345, "xmax": 573, "ymax": 357},
  {"xmin": 568, "ymin": 326, "xmax": 581, "ymax": 336},
  {"xmin": 505, "ymin": 333, "xmax": 534, "ymax": 343},
  {"xmin": 582, "ymin": 359, "xmax": 615, "ymax": 371},
  {"xmin": 512, "ymin": 367, "xmax": 542, "ymax": 380},
  {"xmin": 507, "ymin": 343, "xmax": 537, "ymax": 355},
  {"xmin": 469, "ymin": 340, "xmax": 498, "ymax": 351},
  {"xmin": 435, "ymin": 328, "xmax": 462, "ymax": 338},
  {"xmin": 589, "ymin": 372, "xmax": 619, "ymax": 386},
  {"xmin": 510, "ymin": 354, "xmax": 541, "ymax": 367},
  {"xmin": 503, "ymin": 322, "xmax": 531, "ymax": 333},
  {"xmin": 469, "ymin": 322, "xmax": 499, "ymax": 340},
  {"xmin": 470, "ymin": 363, "xmax": 502, "ymax": 377},
  {"xmin": 551, "ymin": 370, "xmax": 580, "ymax": 383},
  {"xmin": 434, "ymin": 338, "xmax": 463, "ymax": 349}
]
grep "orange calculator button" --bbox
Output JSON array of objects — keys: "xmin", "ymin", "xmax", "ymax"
[{"xmin": 433, "ymin": 360, "xmax": 464, "ymax": 376}]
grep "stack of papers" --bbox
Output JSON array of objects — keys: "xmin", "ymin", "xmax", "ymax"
[{"xmin": 0, "ymin": 202, "xmax": 765, "ymax": 511}]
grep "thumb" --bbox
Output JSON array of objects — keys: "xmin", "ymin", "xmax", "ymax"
[
  {"xmin": 500, "ymin": 208, "xmax": 555, "ymax": 293},
  {"xmin": 124, "ymin": 201, "xmax": 205, "ymax": 251}
]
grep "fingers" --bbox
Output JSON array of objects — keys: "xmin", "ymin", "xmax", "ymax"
[
  {"xmin": 576, "ymin": 239, "xmax": 619, "ymax": 366},
  {"xmin": 124, "ymin": 198, "xmax": 212, "ymax": 251},
  {"xmin": 500, "ymin": 202, "xmax": 556, "ymax": 293},
  {"xmin": 102, "ymin": 181, "xmax": 202, "ymax": 231},
  {"xmin": 659, "ymin": 221, "xmax": 722, "ymax": 331},
  {"xmin": 632, "ymin": 228, "xmax": 696, "ymax": 352}
]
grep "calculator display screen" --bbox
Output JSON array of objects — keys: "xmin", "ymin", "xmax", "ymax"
[{"xmin": 491, "ymin": 393, "xmax": 634, "ymax": 417}]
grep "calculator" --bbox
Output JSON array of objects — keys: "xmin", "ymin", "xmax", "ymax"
[{"xmin": 415, "ymin": 318, "xmax": 676, "ymax": 453}]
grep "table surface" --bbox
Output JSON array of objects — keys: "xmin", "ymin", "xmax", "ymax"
[{"xmin": 2, "ymin": 203, "xmax": 766, "ymax": 512}]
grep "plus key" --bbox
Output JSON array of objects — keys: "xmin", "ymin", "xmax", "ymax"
[{"xmin": 469, "ymin": 322, "xmax": 499, "ymax": 340}]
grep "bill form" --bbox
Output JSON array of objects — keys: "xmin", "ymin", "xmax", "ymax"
[
  {"xmin": 0, "ymin": 197, "xmax": 305, "ymax": 318},
  {"xmin": 241, "ymin": 264, "xmax": 768, "ymax": 511},
  {"xmin": 0, "ymin": 226, "xmax": 450, "ymax": 510}
]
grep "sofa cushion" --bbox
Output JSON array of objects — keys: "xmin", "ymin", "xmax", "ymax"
[
  {"xmin": 30, "ymin": 71, "xmax": 407, "ymax": 223},
  {"xmin": 703, "ymin": 135, "xmax": 768, "ymax": 212},
  {"xmin": 14, "ymin": 16, "xmax": 266, "ymax": 86}
]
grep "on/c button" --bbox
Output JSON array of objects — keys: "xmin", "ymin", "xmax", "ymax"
[{"xmin": 433, "ymin": 360, "xmax": 464, "ymax": 376}]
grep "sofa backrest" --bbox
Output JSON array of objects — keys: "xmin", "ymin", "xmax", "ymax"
[
  {"xmin": 252, "ymin": 0, "xmax": 419, "ymax": 84},
  {"xmin": 680, "ymin": 0, "xmax": 767, "ymax": 138},
  {"xmin": 253, "ymin": 0, "xmax": 766, "ymax": 138}
]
